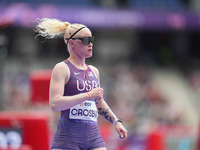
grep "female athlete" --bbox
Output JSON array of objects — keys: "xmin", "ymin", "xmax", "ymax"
[{"xmin": 35, "ymin": 18, "xmax": 127, "ymax": 150}]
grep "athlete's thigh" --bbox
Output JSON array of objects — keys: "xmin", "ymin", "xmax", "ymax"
[{"xmin": 92, "ymin": 148, "xmax": 107, "ymax": 150}]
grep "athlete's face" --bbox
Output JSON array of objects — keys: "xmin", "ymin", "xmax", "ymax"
[{"xmin": 71, "ymin": 28, "xmax": 93, "ymax": 59}]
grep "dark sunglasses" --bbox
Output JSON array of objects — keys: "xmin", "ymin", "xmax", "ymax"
[{"xmin": 66, "ymin": 36, "xmax": 94, "ymax": 45}]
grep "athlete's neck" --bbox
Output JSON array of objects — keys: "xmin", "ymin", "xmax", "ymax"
[{"xmin": 68, "ymin": 57, "xmax": 87, "ymax": 70}]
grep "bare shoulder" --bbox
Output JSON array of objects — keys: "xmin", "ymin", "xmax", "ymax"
[
  {"xmin": 53, "ymin": 62, "xmax": 68, "ymax": 72},
  {"xmin": 54, "ymin": 62, "xmax": 68, "ymax": 70},
  {"xmin": 52, "ymin": 62, "xmax": 70, "ymax": 79},
  {"xmin": 88, "ymin": 65, "xmax": 99, "ymax": 77}
]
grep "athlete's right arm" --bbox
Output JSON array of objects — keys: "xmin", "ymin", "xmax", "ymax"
[{"xmin": 49, "ymin": 62, "xmax": 89, "ymax": 111}]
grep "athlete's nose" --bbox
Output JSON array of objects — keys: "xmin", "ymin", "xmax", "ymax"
[{"xmin": 88, "ymin": 41, "xmax": 93, "ymax": 46}]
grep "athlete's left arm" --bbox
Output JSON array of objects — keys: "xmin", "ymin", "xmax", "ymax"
[
  {"xmin": 89, "ymin": 65, "xmax": 128, "ymax": 139},
  {"xmin": 97, "ymin": 99, "xmax": 128, "ymax": 139}
]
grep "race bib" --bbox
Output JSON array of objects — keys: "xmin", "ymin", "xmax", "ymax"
[{"xmin": 69, "ymin": 101, "xmax": 98, "ymax": 122}]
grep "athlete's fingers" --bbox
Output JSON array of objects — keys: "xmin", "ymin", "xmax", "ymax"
[
  {"xmin": 122, "ymin": 129, "xmax": 128, "ymax": 139},
  {"xmin": 89, "ymin": 87, "xmax": 104, "ymax": 99},
  {"xmin": 119, "ymin": 131, "xmax": 124, "ymax": 139},
  {"xmin": 98, "ymin": 89, "xmax": 103, "ymax": 94},
  {"xmin": 98, "ymin": 88, "xmax": 104, "ymax": 98},
  {"xmin": 116, "ymin": 126, "xmax": 122, "ymax": 138},
  {"xmin": 115, "ymin": 122, "xmax": 128, "ymax": 139},
  {"xmin": 119, "ymin": 129, "xmax": 127, "ymax": 139}
]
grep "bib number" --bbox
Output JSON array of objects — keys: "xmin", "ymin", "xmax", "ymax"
[{"xmin": 69, "ymin": 101, "xmax": 98, "ymax": 122}]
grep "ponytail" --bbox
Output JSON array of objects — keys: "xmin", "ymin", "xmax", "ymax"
[
  {"xmin": 34, "ymin": 18, "xmax": 87, "ymax": 46},
  {"xmin": 35, "ymin": 18, "xmax": 70, "ymax": 39}
]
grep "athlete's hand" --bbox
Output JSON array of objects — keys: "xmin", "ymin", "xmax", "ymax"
[
  {"xmin": 115, "ymin": 122, "xmax": 128, "ymax": 139},
  {"xmin": 88, "ymin": 87, "xmax": 104, "ymax": 100}
]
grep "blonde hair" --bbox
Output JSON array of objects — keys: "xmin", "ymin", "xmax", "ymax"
[{"xmin": 34, "ymin": 18, "xmax": 86, "ymax": 40}]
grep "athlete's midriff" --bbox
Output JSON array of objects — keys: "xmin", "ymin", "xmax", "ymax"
[{"xmin": 51, "ymin": 59, "xmax": 105, "ymax": 150}]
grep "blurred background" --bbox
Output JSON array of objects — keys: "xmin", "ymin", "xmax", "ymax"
[{"xmin": 0, "ymin": 0, "xmax": 200, "ymax": 150}]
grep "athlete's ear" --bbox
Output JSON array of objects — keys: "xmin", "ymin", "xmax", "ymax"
[{"xmin": 68, "ymin": 39, "xmax": 74, "ymax": 47}]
